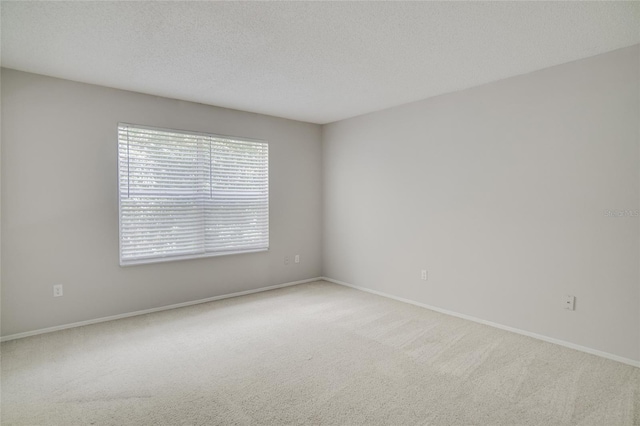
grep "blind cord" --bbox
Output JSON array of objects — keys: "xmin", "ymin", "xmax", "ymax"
[
  {"xmin": 126, "ymin": 126, "xmax": 130, "ymax": 198},
  {"xmin": 209, "ymin": 137, "xmax": 213, "ymax": 199}
]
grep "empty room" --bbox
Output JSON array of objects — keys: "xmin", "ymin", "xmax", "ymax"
[{"xmin": 1, "ymin": 1, "xmax": 639, "ymax": 425}]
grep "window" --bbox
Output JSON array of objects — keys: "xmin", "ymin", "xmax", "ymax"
[{"xmin": 118, "ymin": 124, "xmax": 268, "ymax": 265}]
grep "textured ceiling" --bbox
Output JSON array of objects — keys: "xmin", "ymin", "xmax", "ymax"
[{"xmin": 2, "ymin": 1, "xmax": 639, "ymax": 124}]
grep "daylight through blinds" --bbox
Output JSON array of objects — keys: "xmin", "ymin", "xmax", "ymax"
[{"xmin": 118, "ymin": 124, "xmax": 268, "ymax": 265}]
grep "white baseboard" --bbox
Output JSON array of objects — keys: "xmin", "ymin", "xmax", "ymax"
[
  {"xmin": 0, "ymin": 277, "xmax": 323, "ymax": 342},
  {"xmin": 321, "ymin": 277, "xmax": 640, "ymax": 369}
]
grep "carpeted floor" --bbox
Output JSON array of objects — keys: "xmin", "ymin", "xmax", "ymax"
[{"xmin": 1, "ymin": 280, "xmax": 638, "ymax": 425}]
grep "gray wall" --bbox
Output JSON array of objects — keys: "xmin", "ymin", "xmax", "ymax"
[
  {"xmin": 1, "ymin": 69, "xmax": 322, "ymax": 336},
  {"xmin": 323, "ymin": 46, "xmax": 640, "ymax": 361}
]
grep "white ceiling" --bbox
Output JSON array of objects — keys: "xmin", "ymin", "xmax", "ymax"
[{"xmin": 2, "ymin": 1, "xmax": 639, "ymax": 124}]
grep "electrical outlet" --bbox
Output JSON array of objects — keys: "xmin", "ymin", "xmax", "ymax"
[
  {"xmin": 564, "ymin": 295, "xmax": 575, "ymax": 311},
  {"xmin": 284, "ymin": 256, "xmax": 289, "ymax": 265},
  {"xmin": 53, "ymin": 284, "xmax": 63, "ymax": 297},
  {"xmin": 295, "ymin": 254, "xmax": 300, "ymax": 264},
  {"xmin": 421, "ymin": 270, "xmax": 428, "ymax": 281}
]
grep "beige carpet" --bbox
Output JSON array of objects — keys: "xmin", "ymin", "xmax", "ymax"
[{"xmin": 1, "ymin": 280, "xmax": 638, "ymax": 425}]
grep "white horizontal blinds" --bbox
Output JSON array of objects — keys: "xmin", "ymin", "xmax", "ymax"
[
  {"xmin": 118, "ymin": 124, "xmax": 268, "ymax": 265},
  {"xmin": 206, "ymin": 138, "xmax": 269, "ymax": 253},
  {"xmin": 119, "ymin": 125, "xmax": 210, "ymax": 263}
]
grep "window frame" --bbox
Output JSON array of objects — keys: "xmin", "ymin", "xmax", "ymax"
[{"xmin": 117, "ymin": 123, "xmax": 269, "ymax": 266}]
